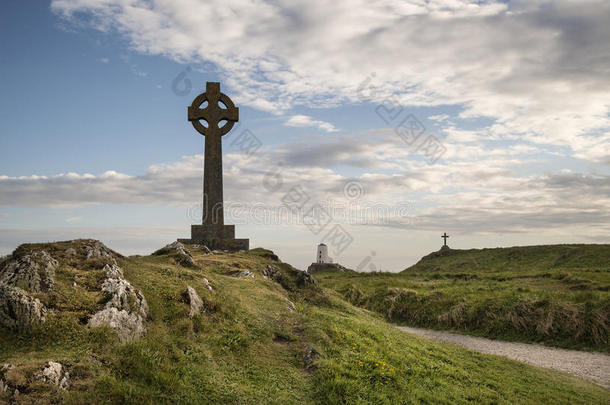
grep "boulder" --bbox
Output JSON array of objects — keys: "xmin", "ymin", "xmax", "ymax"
[
  {"xmin": 202, "ymin": 277, "xmax": 213, "ymax": 291},
  {"xmin": 182, "ymin": 286, "xmax": 203, "ymax": 317},
  {"xmin": 0, "ymin": 284, "xmax": 46, "ymax": 330},
  {"xmin": 65, "ymin": 248, "xmax": 77, "ymax": 256},
  {"xmin": 34, "ymin": 361, "xmax": 70, "ymax": 390},
  {"xmin": 0, "ymin": 250, "xmax": 58, "ymax": 293}
]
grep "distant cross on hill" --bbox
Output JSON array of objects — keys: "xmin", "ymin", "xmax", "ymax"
[{"xmin": 441, "ymin": 232, "xmax": 449, "ymax": 247}]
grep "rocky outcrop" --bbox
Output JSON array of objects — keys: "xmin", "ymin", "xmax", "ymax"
[
  {"xmin": 0, "ymin": 283, "xmax": 46, "ymax": 330},
  {"xmin": 0, "ymin": 250, "xmax": 58, "ymax": 293},
  {"xmin": 103, "ymin": 264, "xmax": 123, "ymax": 279},
  {"xmin": 155, "ymin": 241, "xmax": 196, "ymax": 267},
  {"xmin": 88, "ymin": 264, "xmax": 148, "ymax": 342},
  {"xmin": 34, "ymin": 361, "xmax": 70, "ymax": 390},
  {"xmin": 296, "ymin": 271, "xmax": 315, "ymax": 286},
  {"xmin": 306, "ymin": 262, "xmax": 354, "ymax": 275},
  {"xmin": 182, "ymin": 286, "xmax": 203, "ymax": 318},
  {"xmin": 84, "ymin": 240, "xmax": 117, "ymax": 265},
  {"xmin": 0, "ymin": 248, "xmax": 57, "ymax": 331},
  {"xmin": 83, "ymin": 240, "xmax": 117, "ymax": 265},
  {"xmin": 262, "ymin": 264, "xmax": 282, "ymax": 282}
]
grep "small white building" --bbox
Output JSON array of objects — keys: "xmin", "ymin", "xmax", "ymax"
[{"xmin": 316, "ymin": 243, "xmax": 333, "ymax": 264}]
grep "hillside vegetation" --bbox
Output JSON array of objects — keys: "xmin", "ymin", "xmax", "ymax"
[
  {"xmin": 314, "ymin": 244, "xmax": 610, "ymax": 352},
  {"xmin": 0, "ymin": 240, "xmax": 608, "ymax": 404}
]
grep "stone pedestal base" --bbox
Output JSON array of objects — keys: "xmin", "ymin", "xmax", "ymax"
[{"xmin": 178, "ymin": 224, "xmax": 249, "ymax": 251}]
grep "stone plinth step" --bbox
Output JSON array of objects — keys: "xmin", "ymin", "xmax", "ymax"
[{"xmin": 178, "ymin": 237, "xmax": 249, "ymax": 252}]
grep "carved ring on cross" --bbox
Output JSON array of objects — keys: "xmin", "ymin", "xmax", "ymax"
[{"xmin": 187, "ymin": 82, "xmax": 239, "ymax": 137}]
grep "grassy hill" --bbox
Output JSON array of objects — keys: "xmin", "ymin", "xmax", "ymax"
[
  {"xmin": 314, "ymin": 244, "xmax": 610, "ymax": 352},
  {"xmin": 0, "ymin": 240, "xmax": 608, "ymax": 404}
]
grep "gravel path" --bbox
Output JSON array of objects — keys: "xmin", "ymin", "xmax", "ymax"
[{"xmin": 396, "ymin": 326, "xmax": 610, "ymax": 389}]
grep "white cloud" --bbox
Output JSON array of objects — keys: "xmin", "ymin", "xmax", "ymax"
[
  {"xmin": 285, "ymin": 115, "xmax": 339, "ymax": 132},
  {"xmin": 51, "ymin": 0, "xmax": 610, "ymax": 162},
  {"xmin": 429, "ymin": 114, "xmax": 450, "ymax": 123},
  {"xmin": 1, "ymin": 132, "xmax": 608, "ymax": 240}
]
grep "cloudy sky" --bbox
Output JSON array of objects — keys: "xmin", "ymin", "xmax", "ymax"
[{"xmin": 1, "ymin": 0, "xmax": 609, "ymax": 270}]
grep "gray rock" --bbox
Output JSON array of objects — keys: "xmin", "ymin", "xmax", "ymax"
[
  {"xmin": 0, "ymin": 250, "xmax": 58, "ymax": 293},
  {"xmin": 286, "ymin": 299, "xmax": 296, "ymax": 312},
  {"xmin": 100, "ymin": 278, "xmax": 148, "ymax": 318},
  {"xmin": 0, "ymin": 283, "xmax": 46, "ymax": 330},
  {"xmin": 296, "ymin": 271, "xmax": 315, "ymax": 286},
  {"xmin": 163, "ymin": 241, "xmax": 196, "ymax": 267},
  {"xmin": 192, "ymin": 244, "xmax": 212, "ymax": 255},
  {"xmin": 182, "ymin": 286, "xmax": 203, "ymax": 317},
  {"xmin": 227, "ymin": 270, "xmax": 255, "ymax": 278},
  {"xmin": 84, "ymin": 241, "xmax": 117, "ymax": 265},
  {"xmin": 166, "ymin": 241, "xmax": 187, "ymax": 251},
  {"xmin": 303, "ymin": 344, "xmax": 320, "ymax": 370},
  {"xmin": 0, "ymin": 364, "xmax": 14, "ymax": 393},
  {"xmin": 103, "ymin": 264, "xmax": 123, "ymax": 279},
  {"xmin": 34, "ymin": 361, "xmax": 70, "ymax": 390},
  {"xmin": 88, "ymin": 264, "xmax": 148, "ymax": 342},
  {"xmin": 262, "ymin": 264, "xmax": 282, "ymax": 282},
  {"xmin": 65, "ymin": 248, "xmax": 77, "ymax": 256},
  {"xmin": 89, "ymin": 307, "xmax": 147, "ymax": 343},
  {"xmin": 202, "ymin": 277, "xmax": 213, "ymax": 291}
]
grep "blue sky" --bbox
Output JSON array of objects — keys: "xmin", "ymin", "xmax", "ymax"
[{"xmin": 1, "ymin": 0, "xmax": 609, "ymax": 270}]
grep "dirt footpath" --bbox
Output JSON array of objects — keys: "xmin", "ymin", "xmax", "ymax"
[{"xmin": 396, "ymin": 325, "xmax": 610, "ymax": 389}]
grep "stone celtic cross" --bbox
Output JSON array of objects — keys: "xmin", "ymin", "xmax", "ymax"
[
  {"xmin": 441, "ymin": 232, "xmax": 449, "ymax": 246},
  {"xmin": 179, "ymin": 82, "xmax": 249, "ymax": 251},
  {"xmin": 188, "ymin": 81, "xmax": 238, "ymax": 226}
]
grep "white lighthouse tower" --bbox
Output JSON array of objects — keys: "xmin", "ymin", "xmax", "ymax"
[{"xmin": 316, "ymin": 243, "xmax": 333, "ymax": 264}]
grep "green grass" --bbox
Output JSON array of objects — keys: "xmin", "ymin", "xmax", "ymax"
[
  {"xmin": 1, "ymin": 241, "xmax": 608, "ymax": 404},
  {"xmin": 314, "ymin": 244, "xmax": 610, "ymax": 352}
]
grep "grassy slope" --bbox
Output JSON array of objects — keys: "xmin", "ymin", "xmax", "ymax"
[
  {"xmin": 0, "ymin": 241, "xmax": 608, "ymax": 404},
  {"xmin": 314, "ymin": 244, "xmax": 610, "ymax": 352}
]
